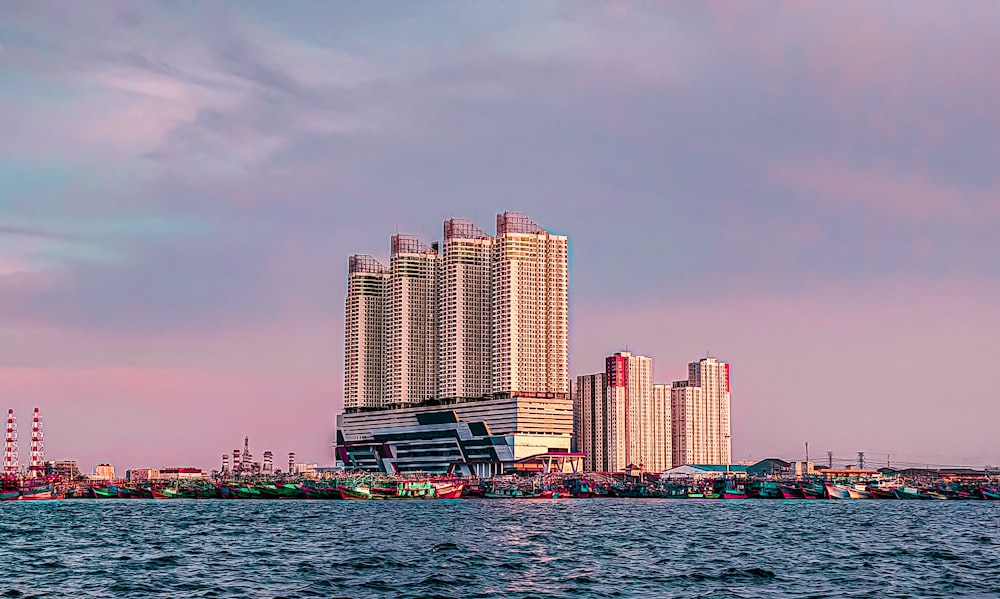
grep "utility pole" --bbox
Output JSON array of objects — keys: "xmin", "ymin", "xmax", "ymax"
[
  {"xmin": 805, "ymin": 442, "xmax": 809, "ymax": 463},
  {"xmin": 827, "ymin": 451, "xmax": 833, "ymax": 469},
  {"xmin": 857, "ymin": 452, "xmax": 865, "ymax": 470},
  {"xmin": 887, "ymin": 454, "xmax": 891, "ymax": 469}
]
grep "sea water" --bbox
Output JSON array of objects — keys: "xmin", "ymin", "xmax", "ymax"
[{"xmin": 2, "ymin": 499, "xmax": 998, "ymax": 598}]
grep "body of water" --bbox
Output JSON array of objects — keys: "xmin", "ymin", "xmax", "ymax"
[{"xmin": 2, "ymin": 499, "xmax": 998, "ymax": 598}]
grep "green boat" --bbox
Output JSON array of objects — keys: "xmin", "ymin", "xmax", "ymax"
[
  {"xmin": 163, "ymin": 487, "xmax": 196, "ymax": 499},
  {"xmin": 231, "ymin": 486, "xmax": 262, "ymax": 499},
  {"xmin": 90, "ymin": 486, "xmax": 119, "ymax": 499},
  {"xmin": 258, "ymin": 484, "xmax": 301, "ymax": 499}
]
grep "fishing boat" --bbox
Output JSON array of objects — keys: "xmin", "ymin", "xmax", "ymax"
[
  {"xmin": 847, "ymin": 486, "xmax": 873, "ymax": 500},
  {"xmin": 0, "ymin": 490, "xmax": 20, "ymax": 501},
  {"xmin": 90, "ymin": 486, "xmax": 119, "ymax": 499},
  {"xmin": 722, "ymin": 486, "xmax": 747, "ymax": 499},
  {"xmin": 484, "ymin": 486, "xmax": 530, "ymax": 498},
  {"xmin": 867, "ymin": 486, "xmax": 896, "ymax": 499},
  {"xmin": 801, "ymin": 484, "xmax": 826, "ymax": 499},
  {"xmin": 338, "ymin": 484, "xmax": 374, "ymax": 500},
  {"xmin": 431, "ymin": 482, "xmax": 465, "ymax": 499},
  {"xmin": 825, "ymin": 484, "xmax": 851, "ymax": 499},
  {"xmin": 229, "ymin": 486, "xmax": 261, "ymax": 499},
  {"xmin": 137, "ymin": 486, "xmax": 169, "ymax": 499},
  {"xmin": 301, "ymin": 484, "xmax": 339, "ymax": 499},
  {"xmin": 779, "ymin": 485, "xmax": 804, "ymax": 499},
  {"xmin": 19, "ymin": 485, "xmax": 55, "ymax": 500},
  {"xmin": 980, "ymin": 487, "xmax": 1000, "ymax": 500},
  {"xmin": 754, "ymin": 482, "xmax": 783, "ymax": 499},
  {"xmin": 894, "ymin": 486, "xmax": 933, "ymax": 500},
  {"xmin": 258, "ymin": 483, "xmax": 300, "ymax": 499}
]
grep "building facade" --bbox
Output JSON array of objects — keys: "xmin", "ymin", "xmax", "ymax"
[
  {"xmin": 438, "ymin": 219, "xmax": 494, "ymax": 400},
  {"xmin": 336, "ymin": 395, "xmax": 574, "ymax": 475},
  {"xmin": 575, "ymin": 352, "xmax": 671, "ymax": 473},
  {"xmin": 671, "ymin": 357, "xmax": 732, "ymax": 466},
  {"xmin": 492, "ymin": 212, "xmax": 569, "ymax": 398},
  {"xmin": 341, "ymin": 212, "xmax": 570, "ymax": 469},
  {"xmin": 344, "ymin": 254, "xmax": 388, "ymax": 410},
  {"xmin": 385, "ymin": 234, "xmax": 440, "ymax": 406}
]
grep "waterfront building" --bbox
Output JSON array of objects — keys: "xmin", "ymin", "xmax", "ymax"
[
  {"xmin": 45, "ymin": 460, "xmax": 80, "ymax": 480},
  {"xmin": 336, "ymin": 394, "xmax": 574, "ymax": 475},
  {"xmin": 127, "ymin": 467, "xmax": 205, "ymax": 481},
  {"xmin": 575, "ymin": 372, "xmax": 609, "ymax": 471},
  {"xmin": 671, "ymin": 357, "xmax": 732, "ymax": 466},
  {"xmin": 385, "ymin": 234, "xmax": 440, "ymax": 406},
  {"xmin": 492, "ymin": 212, "xmax": 569, "ymax": 398},
  {"xmin": 94, "ymin": 463, "xmax": 115, "ymax": 480},
  {"xmin": 438, "ymin": 218, "xmax": 494, "ymax": 400},
  {"xmin": 344, "ymin": 254, "xmax": 388, "ymax": 410},
  {"xmin": 661, "ymin": 463, "xmax": 747, "ymax": 479},
  {"xmin": 576, "ymin": 352, "xmax": 671, "ymax": 473},
  {"xmin": 340, "ymin": 212, "xmax": 570, "ymax": 471}
]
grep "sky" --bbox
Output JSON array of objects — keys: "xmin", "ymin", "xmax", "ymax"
[{"xmin": 2, "ymin": 2, "xmax": 999, "ymax": 472}]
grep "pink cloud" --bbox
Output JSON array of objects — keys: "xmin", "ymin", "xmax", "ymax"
[{"xmin": 772, "ymin": 159, "xmax": 994, "ymax": 224}]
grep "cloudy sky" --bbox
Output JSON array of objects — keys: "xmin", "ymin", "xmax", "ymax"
[{"xmin": 2, "ymin": 2, "xmax": 998, "ymax": 472}]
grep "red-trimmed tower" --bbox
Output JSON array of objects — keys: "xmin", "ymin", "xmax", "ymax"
[
  {"xmin": 29, "ymin": 407, "xmax": 44, "ymax": 477},
  {"xmin": 4, "ymin": 410, "xmax": 18, "ymax": 476}
]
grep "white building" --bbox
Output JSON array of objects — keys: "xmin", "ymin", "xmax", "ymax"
[
  {"xmin": 492, "ymin": 212, "xmax": 569, "ymax": 397},
  {"xmin": 576, "ymin": 352, "xmax": 671, "ymax": 473},
  {"xmin": 385, "ymin": 234, "xmax": 440, "ymax": 406},
  {"xmin": 671, "ymin": 357, "xmax": 732, "ymax": 466},
  {"xmin": 438, "ymin": 218, "xmax": 494, "ymax": 400},
  {"xmin": 344, "ymin": 254, "xmax": 388, "ymax": 410},
  {"xmin": 575, "ymin": 372, "xmax": 611, "ymax": 471}
]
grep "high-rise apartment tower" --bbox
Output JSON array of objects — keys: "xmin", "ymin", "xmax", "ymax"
[
  {"xmin": 385, "ymin": 234, "xmax": 440, "ymax": 406},
  {"xmin": 438, "ymin": 219, "xmax": 494, "ymax": 400},
  {"xmin": 344, "ymin": 255, "xmax": 388, "ymax": 410},
  {"xmin": 671, "ymin": 357, "xmax": 732, "ymax": 466},
  {"xmin": 492, "ymin": 212, "xmax": 569, "ymax": 397}
]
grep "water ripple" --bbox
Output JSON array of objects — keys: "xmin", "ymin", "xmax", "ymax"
[{"xmin": 1, "ymin": 499, "xmax": 998, "ymax": 597}]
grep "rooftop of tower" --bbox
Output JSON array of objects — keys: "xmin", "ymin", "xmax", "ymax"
[
  {"xmin": 443, "ymin": 218, "xmax": 489, "ymax": 241},
  {"xmin": 348, "ymin": 254, "xmax": 387, "ymax": 274},
  {"xmin": 390, "ymin": 233, "xmax": 437, "ymax": 256},
  {"xmin": 496, "ymin": 211, "xmax": 543, "ymax": 235}
]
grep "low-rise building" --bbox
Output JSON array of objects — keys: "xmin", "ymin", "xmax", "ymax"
[
  {"xmin": 94, "ymin": 463, "xmax": 115, "ymax": 480},
  {"xmin": 46, "ymin": 460, "xmax": 80, "ymax": 480},
  {"xmin": 337, "ymin": 394, "xmax": 574, "ymax": 476}
]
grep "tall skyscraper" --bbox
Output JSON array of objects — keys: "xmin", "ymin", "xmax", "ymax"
[
  {"xmin": 650, "ymin": 384, "xmax": 672, "ymax": 471},
  {"xmin": 575, "ymin": 372, "xmax": 610, "ymax": 471},
  {"xmin": 344, "ymin": 255, "xmax": 388, "ymax": 410},
  {"xmin": 438, "ymin": 219, "xmax": 494, "ymax": 400},
  {"xmin": 576, "ymin": 352, "xmax": 671, "ymax": 473},
  {"xmin": 492, "ymin": 212, "xmax": 569, "ymax": 397},
  {"xmin": 671, "ymin": 357, "xmax": 732, "ymax": 466},
  {"xmin": 385, "ymin": 234, "xmax": 440, "ymax": 406}
]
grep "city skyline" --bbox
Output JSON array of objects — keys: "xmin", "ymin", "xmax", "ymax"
[{"xmin": 3, "ymin": 3, "xmax": 999, "ymax": 470}]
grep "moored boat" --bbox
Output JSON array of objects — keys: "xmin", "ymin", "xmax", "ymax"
[
  {"xmin": 825, "ymin": 484, "xmax": 851, "ymax": 500},
  {"xmin": 338, "ymin": 484, "xmax": 374, "ymax": 500},
  {"xmin": 980, "ymin": 487, "xmax": 1000, "ymax": 500},
  {"xmin": 90, "ymin": 486, "xmax": 119, "ymax": 499},
  {"xmin": 780, "ymin": 485, "xmax": 804, "ymax": 499},
  {"xmin": 722, "ymin": 486, "xmax": 747, "ymax": 499},
  {"xmin": 19, "ymin": 485, "xmax": 55, "ymax": 500},
  {"xmin": 894, "ymin": 486, "xmax": 933, "ymax": 500},
  {"xmin": 431, "ymin": 482, "xmax": 465, "ymax": 499},
  {"xmin": 847, "ymin": 486, "xmax": 873, "ymax": 500}
]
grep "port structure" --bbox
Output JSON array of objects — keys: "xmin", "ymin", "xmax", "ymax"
[
  {"xmin": 3, "ymin": 410, "xmax": 18, "ymax": 476},
  {"xmin": 28, "ymin": 407, "xmax": 45, "ymax": 478}
]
